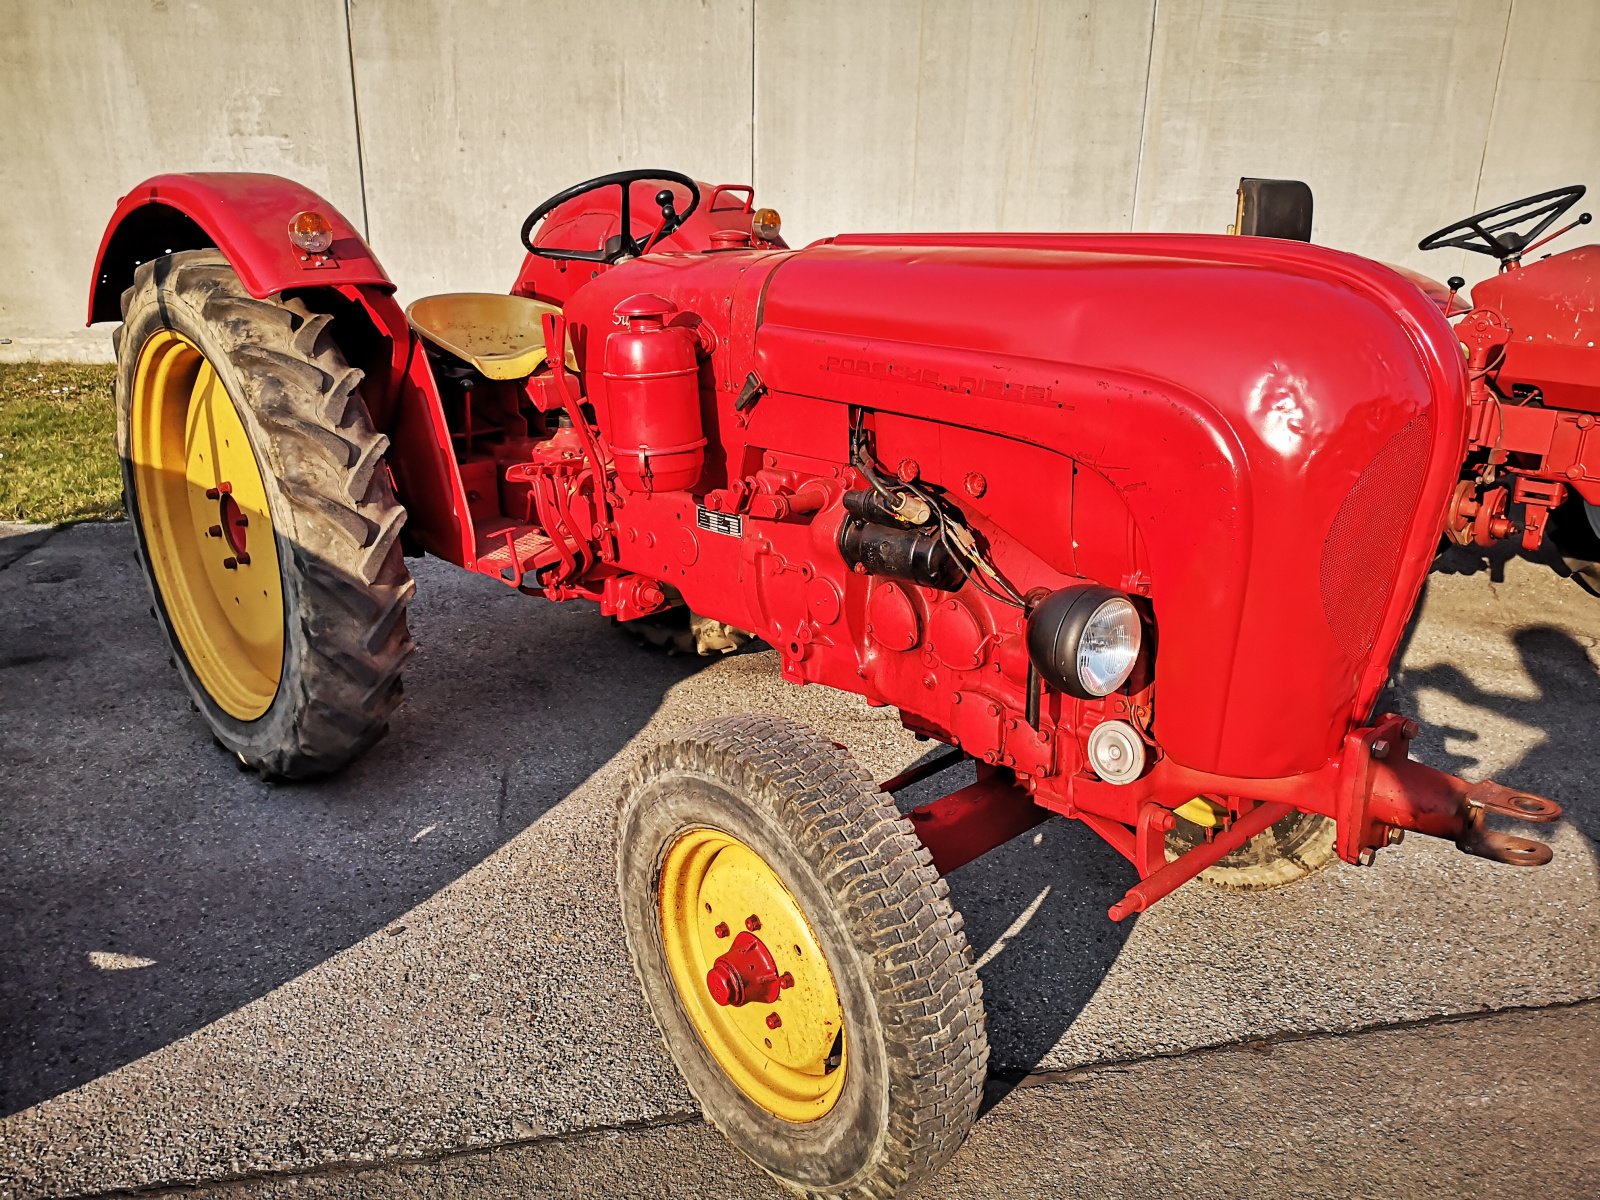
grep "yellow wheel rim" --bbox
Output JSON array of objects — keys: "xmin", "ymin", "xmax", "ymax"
[
  {"xmin": 130, "ymin": 330, "xmax": 284, "ymax": 720},
  {"xmin": 659, "ymin": 828, "xmax": 847, "ymax": 1122}
]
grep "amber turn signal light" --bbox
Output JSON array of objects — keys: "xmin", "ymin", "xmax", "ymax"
[
  {"xmin": 752, "ymin": 207, "xmax": 781, "ymax": 243},
  {"xmin": 288, "ymin": 210, "xmax": 334, "ymax": 254}
]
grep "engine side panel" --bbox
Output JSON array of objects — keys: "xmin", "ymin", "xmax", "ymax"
[
  {"xmin": 564, "ymin": 235, "xmax": 1463, "ymax": 783},
  {"xmin": 1471, "ymin": 243, "xmax": 1600, "ymax": 411},
  {"xmin": 756, "ymin": 239, "xmax": 1465, "ymax": 778}
]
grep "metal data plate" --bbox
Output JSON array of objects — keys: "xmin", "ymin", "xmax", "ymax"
[{"xmin": 697, "ymin": 507, "xmax": 743, "ymax": 538}]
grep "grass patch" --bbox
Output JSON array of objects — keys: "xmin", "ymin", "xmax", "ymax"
[{"xmin": 0, "ymin": 362, "xmax": 121, "ymax": 524}]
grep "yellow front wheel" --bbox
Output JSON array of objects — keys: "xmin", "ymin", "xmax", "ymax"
[
  {"xmin": 618, "ymin": 715, "xmax": 987, "ymax": 1198},
  {"xmin": 659, "ymin": 827, "xmax": 848, "ymax": 1122},
  {"xmin": 114, "ymin": 251, "xmax": 414, "ymax": 778}
]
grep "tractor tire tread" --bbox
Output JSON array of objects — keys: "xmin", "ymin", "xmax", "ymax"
[
  {"xmin": 116, "ymin": 249, "xmax": 413, "ymax": 780},
  {"xmin": 621, "ymin": 714, "xmax": 986, "ymax": 1199}
]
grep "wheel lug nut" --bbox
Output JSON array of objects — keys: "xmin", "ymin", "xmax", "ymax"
[
  {"xmin": 222, "ymin": 557, "xmax": 238, "ymax": 570},
  {"xmin": 206, "ymin": 525, "xmax": 222, "ymax": 538},
  {"xmin": 713, "ymin": 922, "xmax": 729, "ymax": 939},
  {"xmin": 766, "ymin": 1012, "xmax": 781, "ymax": 1029},
  {"xmin": 779, "ymin": 972, "xmax": 794, "ymax": 989},
  {"xmin": 745, "ymin": 915, "xmax": 761, "ymax": 932}
]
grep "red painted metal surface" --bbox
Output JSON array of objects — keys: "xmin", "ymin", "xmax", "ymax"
[
  {"xmin": 1429, "ymin": 233, "xmax": 1600, "ymax": 546},
  {"xmin": 899, "ymin": 767, "xmax": 1053, "ymax": 876},
  {"xmin": 603, "ymin": 293, "xmax": 708, "ymax": 493},
  {"xmin": 89, "ymin": 170, "xmax": 1567, "ymax": 915},
  {"xmin": 87, "ymin": 173, "xmax": 392, "ymax": 324},
  {"xmin": 706, "ymin": 931, "xmax": 782, "ymax": 1008},
  {"xmin": 1473, "ymin": 245, "xmax": 1600, "ymax": 412}
]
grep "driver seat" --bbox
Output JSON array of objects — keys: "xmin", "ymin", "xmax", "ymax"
[{"xmin": 406, "ymin": 293, "xmax": 574, "ymax": 380}]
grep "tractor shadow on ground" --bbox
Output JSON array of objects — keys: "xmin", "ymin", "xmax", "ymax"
[
  {"xmin": 1391, "ymin": 544, "xmax": 1600, "ymax": 848},
  {"xmin": 886, "ymin": 759, "xmax": 1134, "ymax": 1115},
  {"xmin": 0, "ymin": 525, "xmax": 716, "ymax": 1117},
  {"xmin": 1430, "ymin": 533, "xmax": 1600, "ymax": 596},
  {"xmin": 1389, "ymin": 622, "xmax": 1600, "ymax": 849}
]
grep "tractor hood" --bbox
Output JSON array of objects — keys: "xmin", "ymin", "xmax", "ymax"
[{"xmin": 751, "ymin": 234, "xmax": 1468, "ymax": 779}]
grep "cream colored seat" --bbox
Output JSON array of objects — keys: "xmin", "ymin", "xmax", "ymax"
[{"xmin": 405, "ymin": 292, "xmax": 572, "ymax": 381}]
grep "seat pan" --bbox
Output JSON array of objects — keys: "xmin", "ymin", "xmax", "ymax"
[{"xmin": 406, "ymin": 292, "xmax": 571, "ymax": 380}]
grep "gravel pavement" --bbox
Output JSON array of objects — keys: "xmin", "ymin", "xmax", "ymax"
[
  {"xmin": 0, "ymin": 522, "xmax": 1596, "ymax": 1198},
  {"xmin": 114, "ymin": 1002, "xmax": 1600, "ymax": 1200}
]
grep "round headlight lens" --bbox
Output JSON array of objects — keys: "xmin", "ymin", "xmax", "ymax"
[
  {"xmin": 1025, "ymin": 584, "xmax": 1147, "ymax": 699},
  {"xmin": 1076, "ymin": 596, "xmax": 1142, "ymax": 696}
]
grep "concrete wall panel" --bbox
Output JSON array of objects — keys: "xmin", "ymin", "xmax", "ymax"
[
  {"xmin": 5, "ymin": 0, "xmax": 1600, "ymax": 358},
  {"xmin": 348, "ymin": 0, "xmax": 754, "ymax": 300},
  {"xmin": 1474, "ymin": 0, "xmax": 1600, "ymax": 216},
  {"xmin": 1133, "ymin": 0, "xmax": 1510, "ymax": 274},
  {"xmin": 754, "ymin": 1, "xmax": 1156, "ymax": 247},
  {"xmin": 0, "ymin": 0, "xmax": 364, "ymax": 361}
]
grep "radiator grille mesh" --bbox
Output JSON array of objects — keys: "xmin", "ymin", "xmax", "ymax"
[{"xmin": 1320, "ymin": 415, "xmax": 1433, "ymax": 660}]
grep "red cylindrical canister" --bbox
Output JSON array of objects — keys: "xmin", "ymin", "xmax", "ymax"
[{"xmin": 603, "ymin": 293, "xmax": 706, "ymax": 494}]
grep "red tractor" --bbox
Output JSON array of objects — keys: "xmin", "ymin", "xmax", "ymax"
[
  {"xmin": 90, "ymin": 170, "xmax": 1566, "ymax": 1198},
  {"xmin": 1413, "ymin": 186, "xmax": 1600, "ymax": 562},
  {"xmin": 1234, "ymin": 178, "xmax": 1600, "ymax": 565}
]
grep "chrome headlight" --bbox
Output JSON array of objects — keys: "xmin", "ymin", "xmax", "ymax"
[{"xmin": 1026, "ymin": 585, "xmax": 1144, "ymax": 699}]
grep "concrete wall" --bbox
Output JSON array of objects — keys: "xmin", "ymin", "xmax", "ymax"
[
  {"xmin": 3, "ymin": 0, "xmax": 1597, "ymax": 361},
  {"xmin": 349, "ymin": 0, "xmax": 754, "ymax": 298},
  {"xmin": 0, "ymin": 0, "xmax": 364, "ymax": 361}
]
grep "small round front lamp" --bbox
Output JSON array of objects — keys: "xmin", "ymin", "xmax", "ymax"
[
  {"xmin": 751, "ymin": 207, "xmax": 782, "ymax": 243},
  {"xmin": 288, "ymin": 210, "xmax": 334, "ymax": 254},
  {"xmin": 1026, "ymin": 584, "xmax": 1143, "ymax": 699},
  {"xmin": 1086, "ymin": 720, "xmax": 1147, "ymax": 785}
]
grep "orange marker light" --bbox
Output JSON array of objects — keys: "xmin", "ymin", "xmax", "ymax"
[
  {"xmin": 752, "ymin": 207, "xmax": 782, "ymax": 243},
  {"xmin": 288, "ymin": 210, "xmax": 334, "ymax": 254}
]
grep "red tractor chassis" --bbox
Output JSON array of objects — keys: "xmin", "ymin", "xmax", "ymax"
[{"xmin": 89, "ymin": 172, "xmax": 1566, "ymax": 921}]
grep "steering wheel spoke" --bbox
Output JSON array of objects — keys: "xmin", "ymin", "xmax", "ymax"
[{"xmin": 521, "ymin": 170, "xmax": 702, "ymax": 263}]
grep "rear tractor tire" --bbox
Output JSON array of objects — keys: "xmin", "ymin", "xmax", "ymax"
[
  {"xmin": 115, "ymin": 250, "xmax": 414, "ymax": 779},
  {"xmin": 618, "ymin": 715, "xmax": 986, "ymax": 1198},
  {"xmin": 1166, "ymin": 807, "xmax": 1337, "ymax": 892},
  {"xmin": 619, "ymin": 604, "xmax": 754, "ymax": 656}
]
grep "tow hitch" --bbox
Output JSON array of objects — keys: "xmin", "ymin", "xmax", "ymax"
[{"xmin": 1340, "ymin": 712, "xmax": 1562, "ymax": 866}]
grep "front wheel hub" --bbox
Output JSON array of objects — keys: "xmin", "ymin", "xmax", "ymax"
[{"xmin": 706, "ymin": 930, "xmax": 781, "ymax": 1007}]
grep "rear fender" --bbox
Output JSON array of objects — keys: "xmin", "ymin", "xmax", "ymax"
[
  {"xmin": 91, "ymin": 174, "xmax": 473, "ymax": 565},
  {"xmin": 88, "ymin": 173, "xmax": 392, "ymax": 324}
]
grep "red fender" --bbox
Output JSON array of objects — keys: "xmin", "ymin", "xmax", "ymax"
[
  {"xmin": 89, "ymin": 173, "xmax": 475, "ymax": 567},
  {"xmin": 87, "ymin": 173, "xmax": 392, "ymax": 325}
]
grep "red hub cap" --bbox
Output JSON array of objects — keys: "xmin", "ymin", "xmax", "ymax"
[{"xmin": 705, "ymin": 930, "xmax": 782, "ymax": 1007}]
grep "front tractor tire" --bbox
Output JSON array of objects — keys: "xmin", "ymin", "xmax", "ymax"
[
  {"xmin": 618, "ymin": 716, "xmax": 987, "ymax": 1199},
  {"xmin": 116, "ymin": 250, "xmax": 414, "ymax": 779},
  {"xmin": 1166, "ymin": 809, "xmax": 1337, "ymax": 892}
]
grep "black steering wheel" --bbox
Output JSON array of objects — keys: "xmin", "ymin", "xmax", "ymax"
[
  {"xmin": 1418, "ymin": 184, "xmax": 1587, "ymax": 263},
  {"xmin": 520, "ymin": 169, "xmax": 701, "ymax": 261}
]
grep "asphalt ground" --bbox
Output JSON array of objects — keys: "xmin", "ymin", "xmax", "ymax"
[{"xmin": 1, "ymin": 521, "xmax": 1597, "ymax": 1198}]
